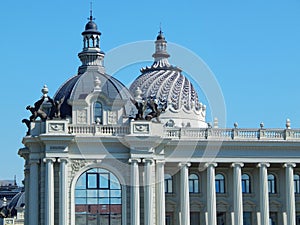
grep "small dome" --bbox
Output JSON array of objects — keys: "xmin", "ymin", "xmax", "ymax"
[
  {"xmin": 156, "ymin": 32, "xmax": 165, "ymax": 40},
  {"xmin": 82, "ymin": 20, "xmax": 101, "ymax": 35}
]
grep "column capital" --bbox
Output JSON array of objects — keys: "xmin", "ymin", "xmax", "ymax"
[
  {"xmin": 257, "ymin": 162, "xmax": 270, "ymax": 168},
  {"xmin": 204, "ymin": 162, "xmax": 218, "ymax": 168},
  {"xmin": 43, "ymin": 158, "xmax": 56, "ymax": 163},
  {"xmin": 57, "ymin": 158, "xmax": 69, "ymax": 164},
  {"xmin": 156, "ymin": 159, "xmax": 165, "ymax": 165},
  {"xmin": 143, "ymin": 158, "xmax": 154, "ymax": 164},
  {"xmin": 29, "ymin": 159, "xmax": 40, "ymax": 165},
  {"xmin": 283, "ymin": 162, "xmax": 296, "ymax": 168},
  {"xmin": 178, "ymin": 162, "xmax": 191, "ymax": 168},
  {"xmin": 129, "ymin": 158, "xmax": 141, "ymax": 164},
  {"xmin": 231, "ymin": 162, "xmax": 244, "ymax": 168}
]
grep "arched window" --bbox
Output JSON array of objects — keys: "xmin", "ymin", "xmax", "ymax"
[
  {"xmin": 189, "ymin": 174, "xmax": 199, "ymax": 193},
  {"xmin": 164, "ymin": 174, "xmax": 173, "ymax": 193},
  {"xmin": 294, "ymin": 174, "xmax": 300, "ymax": 194},
  {"xmin": 75, "ymin": 168, "xmax": 122, "ymax": 225},
  {"xmin": 242, "ymin": 174, "xmax": 251, "ymax": 193},
  {"xmin": 94, "ymin": 101, "xmax": 103, "ymax": 124},
  {"xmin": 215, "ymin": 174, "xmax": 225, "ymax": 193},
  {"xmin": 268, "ymin": 174, "xmax": 276, "ymax": 194}
]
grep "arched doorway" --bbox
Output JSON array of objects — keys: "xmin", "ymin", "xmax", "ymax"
[{"xmin": 75, "ymin": 168, "xmax": 122, "ymax": 225}]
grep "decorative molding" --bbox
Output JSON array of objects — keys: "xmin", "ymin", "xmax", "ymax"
[
  {"xmin": 71, "ymin": 160, "xmax": 86, "ymax": 173},
  {"xmin": 133, "ymin": 123, "xmax": 149, "ymax": 134},
  {"xmin": 48, "ymin": 123, "xmax": 65, "ymax": 133},
  {"xmin": 77, "ymin": 110, "xmax": 87, "ymax": 124},
  {"xmin": 108, "ymin": 111, "xmax": 117, "ymax": 125}
]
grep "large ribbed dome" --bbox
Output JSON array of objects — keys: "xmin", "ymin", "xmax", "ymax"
[{"xmin": 129, "ymin": 31, "xmax": 207, "ymax": 128}]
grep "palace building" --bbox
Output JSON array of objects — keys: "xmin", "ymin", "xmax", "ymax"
[{"xmin": 19, "ymin": 13, "xmax": 300, "ymax": 225}]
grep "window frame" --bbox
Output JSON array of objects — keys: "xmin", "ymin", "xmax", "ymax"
[
  {"xmin": 215, "ymin": 173, "xmax": 225, "ymax": 194},
  {"xmin": 294, "ymin": 174, "xmax": 300, "ymax": 194},
  {"xmin": 241, "ymin": 173, "xmax": 251, "ymax": 194},
  {"xmin": 93, "ymin": 101, "xmax": 103, "ymax": 124},
  {"xmin": 164, "ymin": 174, "xmax": 173, "ymax": 194},
  {"xmin": 188, "ymin": 173, "xmax": 199, "ymax": 193},
  {"xmin": 268, "ymin": 173, "xmax": 277, "ymax": 194}
]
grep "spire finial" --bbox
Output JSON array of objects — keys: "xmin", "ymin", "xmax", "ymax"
[
  {"xmin": 89, "ymin": 1, "xmax": 95, "ymax": 21},
  {"xmin": 159, "ymin": 22, "xmax": 163, "ymax": 36}
]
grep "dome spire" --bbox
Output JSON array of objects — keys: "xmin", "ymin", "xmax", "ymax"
[
  {"xmin": 152, "ymin": 26, "xmax": 170, "ymax": 66},
  {"xmin": 78, "ymin": 5, "xmax": 105, "ymax": 74},
  {"xmin": 89, "ymin": 1, "xmax": 94, "ymax": 21}
]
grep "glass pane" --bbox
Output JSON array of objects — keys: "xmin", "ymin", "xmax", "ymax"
[
  {"xmin": 75, "ymin": 204, "xmax": 88, "ymax": 213},
  {"xmin": 189, "ymin": 180, "xmax": 193, "ymax": 192},
  {"xmin": 76, "ymin": 190, "xmax": 86, "ymax": 198},
  {"xmin": 87, "ymin": 214, "xmax": 97, "ymax": 225},
  {"xmin": 87, "ymin": 197, "xmax": 98, "ymax": 204},
  {"xmin": 111, "ymin": 197, "xmax": 121, "ymax": 204},
  {"xmin": 195, "ymin": 180, "xmax": 199, "ymax": 193},
  {"xmin": 76, "ymin": 197, "xmax": 86, "ymax": 205},
  {"xmin": 87, "ymin": 190, "xmax": 98, "ymax": 198},
  {"xmin": 111, "ymin": 190, "xmax": 121, "ymax": 198},
  {"xmin": 168, "ymin": 180, "xmax": 173, "ymax": 193},
  {"xmin": 100, "ymin": 173, "xmax": 109, "ymax": 189},
  {"xmin": 99, "ymin": 198, "xmax": 110, "ymax": 204},
  {"xmin": 75, "ymin": 214, "xmax": 86, "ymax": 225},
  {"xmin": 99, "ymin": 214, "xmax": 109, "ymax": 225},
  {"xmin": 111, "ymin": 214, "xmax": 122, "ymax": 225},
  {"xmin": 87, "ymin": 174, "xmax": 97, "ymax": 189},
  {"xmin": 99, "ymin": 190, "xmax": 109, "ymax": 198},
  {"xmin": 76, "ymin": 175, "xmax": 87, "ymax": 189}
]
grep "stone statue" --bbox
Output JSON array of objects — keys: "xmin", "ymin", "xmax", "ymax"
[
  {"xmin": 26, "ymin": 96, "xmax": 48, "ymax": 122},
  {"xmin": 130, "ymin": 98, "xmax": 147, "ymax": 120},
  {"xmin": 145, "ymin": 97, "xmax": 167, "ymax": 122},
  {"xmin": 48, "ymin": 96, "xmax": 65, "ymax": 119},
  {"xmin": 22, "ymin": 119, "xmax": 31, "ymax": 136}
]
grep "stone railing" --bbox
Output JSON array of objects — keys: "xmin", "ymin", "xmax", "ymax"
[
  {"xmin": 163, "ymin": 127, "xmax": 300, "ymax": 141},
  {"xmin": 31, "ymin": 120, "xmax": 300, "ymax": 141},
  {"xmin": 68, "ymin": 125, "xmax": 130, "ymax": 136}
]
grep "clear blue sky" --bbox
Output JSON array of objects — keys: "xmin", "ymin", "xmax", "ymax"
[{"xmin": 0, "ymin": 0, "xmax": 299, "ymax": 183}]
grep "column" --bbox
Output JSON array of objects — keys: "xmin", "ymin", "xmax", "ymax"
[
  {"xmin": 205, "ymin": 162, "xmax": 218, "ymax": 225},
  {"xmin": 156, "ymin": 160, "xmax": 166, "ymax": 225},
  {"xmin": 283, "ymin": 163, "xmax": 296, "ymax": 225},
  {"xmin": 179, "ymin": 162, "xmax": 191, "ymax": 225},
  {"xmin": 44, "ymin": 158, "xmax": 56, "ymax": 225},
  {"xmin": 129, "ymin": 158, "xmax": 141, "ymax": 225},
  {"xmin": 144, "ymin": 159, "xmax": 154, "ymax": 225},
  {"xmin": 58, "ymin": 158, "xmax": 68, "ymax": 225},
  {"xmin": 24, "ymin": 165, "xmax": 30, "ymax": 225},
  {"xmin": 29, "ymin": 159, "xmax": 39, "ymax": 225},
  {"xmin": 257, "ymin": 163, "xmax": 270, "ymax": 225},
  {"xmin": 231, "ymin": 163, "xmax": 244, "ymax": 225}
]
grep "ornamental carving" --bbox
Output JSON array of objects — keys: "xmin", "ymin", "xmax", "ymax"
[
  {"xmin": 108, "ymin": 111, "xmax": 117, "ymax": 124},
  {"xmin": 71, "ymin": 160, "xmax": 86, "ymax": 173},
  {"xmin": 48, "ymin": 123, "xmax": 65, "ymax": 132},
  {"xmin": 133, "ymin": 123, "xmax": 149, "ymax": 134},
  {"xmin": 77, "ymin": 110, "xmax": 87, "ymax": 124}
]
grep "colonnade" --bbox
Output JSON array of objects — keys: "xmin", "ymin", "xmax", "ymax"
[
  {"xmin": 130, "ymin": 160, "xmax": 297, "ymax": 225},
  {"xmin": 26, "ymin": 158, "xmax": 69, "ymax": 225}
]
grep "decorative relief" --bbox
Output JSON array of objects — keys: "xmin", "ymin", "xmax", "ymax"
[
  {"xmin": 48, "ymin": 123, "xmax": 65, "ymax": 132},
  {"xmin": 133, "ymin": 123, "xmax": 150, "ymax": 134},
  {"xmin": 71, "ymin": 160, "xmax": 86, "ymax": 173},
  {"xmin": 108, "ymin": 111, "xmax": 117, "ymax": 124},
  {"xmin": 77, "ymin": 110, "xmax": 87, "ymax": 124}
]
